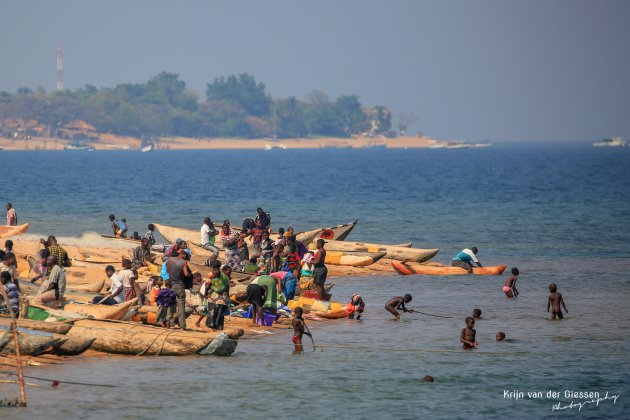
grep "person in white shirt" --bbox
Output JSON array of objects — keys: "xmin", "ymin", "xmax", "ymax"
[
  {"xmin": 92, "ymin": 265, "xmax": 125, "ymax": 305},
  {"xmin": 200, "ymin": 217, "xmax": 219, "ymax": 255}
]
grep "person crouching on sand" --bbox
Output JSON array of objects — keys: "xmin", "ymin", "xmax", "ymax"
[
  {"xmin": 460, "ymin": 317, "xmax": 478, "ymax": 350},
  {"xmin": 385, "ymin": 294, "xmax": 413, "ymax": 320}
]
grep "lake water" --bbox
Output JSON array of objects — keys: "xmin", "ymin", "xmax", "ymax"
[{"xmin": 2, "ymin": 143, "xmax": 629, "ymax": 418}]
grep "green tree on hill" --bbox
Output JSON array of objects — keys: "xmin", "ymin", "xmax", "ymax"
[{"xmin": 206, "ymin": 73, "xmax": 272, "ymax": 117}]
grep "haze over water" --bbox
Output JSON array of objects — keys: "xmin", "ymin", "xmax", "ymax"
[{"xmin": 2, "ymin": 143, "xmax": 629, "ymax": 418}]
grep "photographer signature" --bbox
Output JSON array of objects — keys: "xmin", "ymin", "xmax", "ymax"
[{"xmin": 552, "ymin": 392, "xmax": 620, "ymax": 412}]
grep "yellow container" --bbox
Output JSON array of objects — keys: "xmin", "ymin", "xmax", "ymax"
[
  {"xmin": 299, "ymin": 297, "xmax": 315, "ymax": 306},
  {"xmin": 330, "ymin": 302, "xmax": 343, "ymax": 312}
]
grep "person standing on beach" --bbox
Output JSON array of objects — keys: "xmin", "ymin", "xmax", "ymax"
[
  {"xmin": 547, "ymin": 283, "xmax": 568, "ymax": 320},
  {"xmin": 255, "ymin": 207, "xmax": 271, "ymax": 231},
  {"xmin": 6, "ymin": 203, "xmax": 17, "ymax": 226},
  {"xmin": 166, "ymin": 250, "xmax": 192, "ymax": 329},
  {"xmin": 452, "ymin": 247, "xmax": 482, "ymax": 273},
  {"xmin": 144, "ymin": 224, "xmax": 156, "ymax": 247},
  {"xmin": 120, "ymin": 258, "xmax": 141, "ymax": 302},
  {"xmin": 312, "ymin": 239, "xmax": 328, "ymax": 300},
  {"xmin": 200, "ymin": 217, "xmax": 219, "ymax": 255},
  {"xmin": 220, "ymin": 220, "xmax": 240, "ymax": 270}
]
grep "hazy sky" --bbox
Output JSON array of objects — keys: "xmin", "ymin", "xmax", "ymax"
[{"xmin": 1, "ymin": 0, "xmax": 629, "ymax": 141}]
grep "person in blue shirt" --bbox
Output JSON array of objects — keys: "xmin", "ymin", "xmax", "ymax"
[{"xmin": 452, "ymin": 247, "xmax": 482, "ymax": 273}]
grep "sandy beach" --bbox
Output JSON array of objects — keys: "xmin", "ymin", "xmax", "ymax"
[{"xmin": 0, "ymin": 133, "xmax": 446, "ymax": 151}]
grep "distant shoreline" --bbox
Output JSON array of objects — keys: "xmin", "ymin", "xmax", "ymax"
[{"xmin": 0, "ymin": 134, "xmax": 448, "ymax": 151}]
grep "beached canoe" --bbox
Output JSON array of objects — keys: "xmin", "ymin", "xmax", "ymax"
[
  {"xmin": 50, "ymin": 334, "xmax": 95, "ymax": 356},
  {"xmin": 19, "ymin": 279, "xmax": 102, "ymax": 303},
  {"xmin": 0, "ymin": 223, "xmax": 30, "ymax": 238},
  {"xmin": 67, "ymin": 319, "xmax": 243, "ymax": 356},
  {"xmin": 0, "ymin": 332, "xmax": 64, "ymax": 356},
  {"xmin": 320, "ymin": 240, "xmax": 439, "ymax": 263},
  {"xmin": 0, "ymin": 316, "xmax": 72, "ymax": 334},
  {"xmin": 391, "ymin": 261, "xmax": 507, "ymax": 276},
  {"xmin": 309, "ymin": 219, "xmax": 358, "ymax": 242},
  {"xmin": 63, "ymin": 298, "xmax": 138, "ymax": 320},
  {"xmin": 325, "ymin": 251, "xmax": 387, "ymax": 267}
]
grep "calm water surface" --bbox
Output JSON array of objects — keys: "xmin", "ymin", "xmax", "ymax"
[{"xmin": 1, "ymin": 143, "xmax": 629, "ymax": 418}]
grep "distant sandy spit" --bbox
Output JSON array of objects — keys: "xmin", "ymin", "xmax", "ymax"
[{"xmin": 0, "ymin": 134, "xmax": 447, "ymax": 151}]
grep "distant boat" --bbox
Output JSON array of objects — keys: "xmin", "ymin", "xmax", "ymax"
[
  {"xmin": 64, "ymin": 142, "xmax": 95, "ymax": 151},
  {"xmin": 446, "ymin": 141, "xmax": 468, "ymax": 149},
  {"xmin": 593, "ymin": 137, "xmax": 625, "ymax": 147},
  {"xmin": 428, "ymin": 144, "xmax": 445, "ymax": 149},
  {"xmin": 264, "ymin": 144, "xmax": 287, "ymax": 151},
  {"xmin": 141, "ymin": 143, "xmax": 154, "ymax": 152},
  {"xmin": 472, "ymin": 142, "xmax": 493, "ymax": 148}
]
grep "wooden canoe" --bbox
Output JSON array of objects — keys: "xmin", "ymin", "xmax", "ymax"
[
  {"xmin": 19, "ymin": 279, "xmax": 102, "ymax": 303},
  {"xmin": 391, "ymin": 261, "xmax": 507, "ymax": 276},
  {"xmin": 321, "ymin": 240, "xmax": 439, "ymax": 263},
  {"xmin": 0, "ymin": 332, "xmax": 64, "ymax": 356},
  {"xmin": 63, "ymin": 298, "xmax": 138, "ymax": 320},
  {"xmin": 309, "ymin": 219, "xmax": 358, "ymax": 242},
  {"xmin": 67, "ymin": 319, "xmax": 243, "ymax": 356},
  {"xmin": 0, "ymin": 223, "xmax": 30, "ymax": 238},
  {"xmin": 325, "ymin": 251, "xmax": 387, "ymax": 267},
  {"xmin": 0, "ymin": 316, "xmax": 72, "ymax": 334},
  {"xmin": 50, "ymin": 334, "xmax": 95, "ymax": 356},
  {"xmin": 312, "ymin": 309, "xmax": 348, "ymax": 319}
]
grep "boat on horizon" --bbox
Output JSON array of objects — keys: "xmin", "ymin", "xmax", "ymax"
[
  {"xmin": 593, "ymin": 137, "xmax": 625, "ymax": 147},
  {"xmin": 264, "ymin": 143, "xmax": 287, "ymax": 150},
  {"xmin": 64, "ymin": 141, "xmax": 95, "ymax": 151},
  {"xmin": 141, "ymin": 143, "xmax": 155, "ymax": 152}
]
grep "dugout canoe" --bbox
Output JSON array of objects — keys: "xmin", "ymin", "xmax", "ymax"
[
  {"xmin": 0, "ymin": 223, "xmax": 30, "ymax": 238},
  {"xmin": 0, "ymin": 316, "xmax": 72, "ymax": 334},
  {"xmin": 296, "ymin": 219, "xmax": 359, "ymax": 246},
  {"xmin": 67, "ymin": 319, "xmax": 243, "ymax": 356},
  {"xmin": 312, "ymin": 309, "xmax": 348, "ymax": 319},
  {"xmin": 0, "ymin": 332, "xmax": 64, "ymax": 356},
  {"xmin": 324, "ymin": 251, "xmax": 387, "ymax": 267},
  {"xmin": 391, "ymin": 261, "xmax": 507, "ymax": 276},
  {"xmin": 18, "ymin": 279, "xmax": 102, "ymax": 303},
  {"xmin": 63, "ymin": 298, "xmax": 138, "ymax": 320},
  {"xmin": 320, "ymin": 240, "xmax": 439, "ymax": 263},
  {"xmin": 50, "ymin": 334, "xmax": 95, "ymax": 356}
]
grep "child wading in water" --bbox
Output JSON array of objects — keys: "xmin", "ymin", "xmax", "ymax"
[
  {"xmin": 547, "ymin": 283, "xmax": 568, "ymax": 320},
  {"xmin": 460, "ymin": 317, "xmax": 478, "ymax": 350},
  {"xmin": 503, "ymin": 267, "xmax": 519, "ymax": 298},
  {"xmin": 292, "ymin": 307, "xmax": 311, "ymax": 353},
  {"xmin": 385, "ymin": 294, "xmax": 413, "ymax": 320}
]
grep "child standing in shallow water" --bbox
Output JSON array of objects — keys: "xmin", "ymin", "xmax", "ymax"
[
  {"xmin": 503, "ymin": 267, "xmax": 519, "ymax": 298},
  {"xmin": 547, "ymin": 283, "xmax": 568, "ymax": 320},
  {"xmin": 460, "ymin": 317, "xmax": 478, "ymax": 349},
  {"xmin": 292, "ymin": 307, "xmax": 311, "ymax": 353}
]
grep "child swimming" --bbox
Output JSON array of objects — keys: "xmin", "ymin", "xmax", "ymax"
[
  {"xmin": 547, "ymin": 283, "xmax": 568, "ymax": 320},
  {"xmin": 460, "ymin": 317, "xmax": 478, "ymax": 350}
]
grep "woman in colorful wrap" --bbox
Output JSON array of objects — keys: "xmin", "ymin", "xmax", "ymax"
[
  {"xmin": 253, "ymin": 275, "xmax": 278, "ymax": 315},
  {"xmin": 346, "ymin": 294, "xmax": 365, "ymax": 319},
  {"xmin": 270, "ymin": 271, "xmax": 297, "ymax": 301},
  {"xmin": 204, "ymin": 264, "xmax": 231, "ymax": 330},
  {"xmin": 220, "ymin": 220, "xmax": 241, "ymax": 270}
]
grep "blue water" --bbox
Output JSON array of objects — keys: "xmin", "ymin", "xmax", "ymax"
[{"xmin": 2, "ymin": 143, "xmax": 630, "ymax": 419}]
